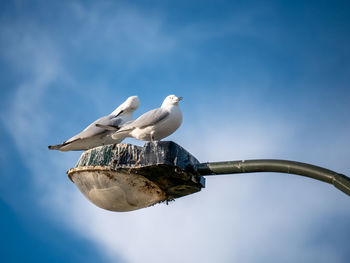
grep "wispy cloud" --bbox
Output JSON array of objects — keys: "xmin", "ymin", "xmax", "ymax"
[
  {"xmin": 0, "ymin": 13, "xmax": 81, "ymax": 227},
  {"xmin": 0, "ymin": 21, "xmax": 60, "ymax": 148},
  {"xmin": 67, "ymin": 1, "xmax": 177, "ymax": 68}
]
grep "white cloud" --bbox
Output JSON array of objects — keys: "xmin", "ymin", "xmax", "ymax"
[{"xmin": 55, "ymin": 104, "xmax": 349, "ymax": 263}]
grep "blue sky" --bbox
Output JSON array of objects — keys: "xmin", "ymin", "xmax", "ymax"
[{"xmin": 1, "ymin": 0, "xmax": 350, "ymax": 262}]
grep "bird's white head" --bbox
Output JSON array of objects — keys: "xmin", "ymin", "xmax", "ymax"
[
  {"xmin": 123, "ymin": 96, "xmax": 140, "ymax": 111},
  {"xmin": 111, "ymin": 96, "xmax": 139, "ymax": 116},
  {"xmin": 161, "ymin": 95, "xmax": 183, "ymax": 107}
]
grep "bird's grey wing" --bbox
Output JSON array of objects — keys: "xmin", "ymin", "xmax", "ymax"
[
  {"xmin": 48, "ymin": 115, "xmax": 124, "ymax": 151},
  {"xmin": 66, "ymin": 115, "xmax": 123, "ymax": 142},
  {"xmin": 95, "ymin": 124, "xmax": 119, "ymax": 130},
  {"xmin": 123, "ymin": 108, "xmax": 169, "ymax": 130}
]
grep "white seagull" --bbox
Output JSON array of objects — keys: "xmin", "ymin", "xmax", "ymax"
[
  {"xmin": 48, "ymin": 96, "xmax": 139, "ymax": 151},
  {"xmin": 97, "ymin": 95, "xmax": 183, "ymax": 141}
]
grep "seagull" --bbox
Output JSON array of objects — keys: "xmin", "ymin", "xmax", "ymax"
[
  {"xmin": 97, "ymin": 95, "xmax": 183, "ymax": 141},
  {"xmin": 48, "ymin": 96, "xmax": 139, "ymax": 151}
]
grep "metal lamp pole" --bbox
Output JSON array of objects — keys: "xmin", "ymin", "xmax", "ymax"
[{"xmin": 196, "ymin": 159, "xmax": 350, "ymax": 196}]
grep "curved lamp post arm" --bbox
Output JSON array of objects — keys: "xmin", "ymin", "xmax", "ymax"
[{"xmin": 196, "ymin": 159, "xmax": 350, "ymax": 196}]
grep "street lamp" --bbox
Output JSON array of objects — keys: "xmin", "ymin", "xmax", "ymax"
[{"xmin": 67, "ymin": 141, "xmax": 350, "ymax": 212}]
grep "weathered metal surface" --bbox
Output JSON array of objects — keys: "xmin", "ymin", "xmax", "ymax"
[{"xmin": 68, "ymin": 141, "xmax": 205, "ymax": 212}]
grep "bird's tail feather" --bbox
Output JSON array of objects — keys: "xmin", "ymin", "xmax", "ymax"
[
  {"xmin": 48, "ymin": 144, "xmax": 61, "ymax": 150},
  {"xmin": 48, "ymin": 140, "xmax": 74, "ymax": 151}
]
